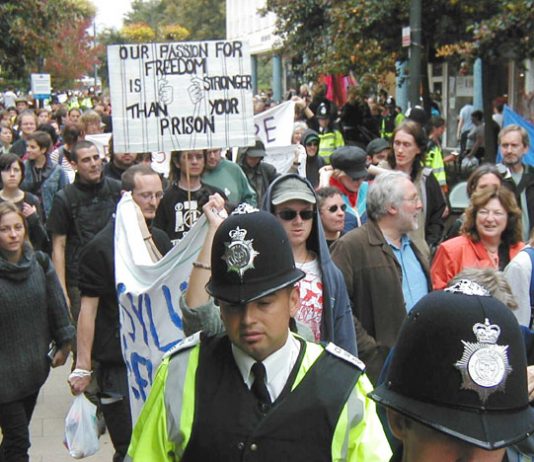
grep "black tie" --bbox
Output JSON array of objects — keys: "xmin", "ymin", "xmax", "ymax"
[{"xmin": 251, "ymin": 362, "xmax": 271, "ymax": 405}]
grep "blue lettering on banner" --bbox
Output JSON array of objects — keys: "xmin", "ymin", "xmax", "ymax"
[
  {"xmin": 130, "ymin": 353, "xmax": 153, "ymax": 402},
  {"xmin": 145, "ymin": 291, "xmax": 181, "ymax": 352}
]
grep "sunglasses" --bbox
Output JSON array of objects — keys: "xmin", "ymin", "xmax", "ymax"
[
  {"xmin": 327, "ymin": 204, "xmax": 347, "ymax": 213},
  {"xmin": 277, "ymin": 209, "xmax": 314, "ymax": 221},
  {"xmin": 306, "ymin": 141, "xmax": 319, "ymax": 147}
]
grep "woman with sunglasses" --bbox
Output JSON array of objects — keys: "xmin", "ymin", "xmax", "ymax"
[
  {"xmin": 290, "ymin": 129, "xmax": 325, "ymax": 188},
  {"xmin": 317, "ymin": 187, "xmax": 346, "ymax": 247}
]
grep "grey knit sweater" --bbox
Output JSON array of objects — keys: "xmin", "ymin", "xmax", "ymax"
[{"xmin": 0, "ymin": 243, "xmax": 74, "ymax": 403}]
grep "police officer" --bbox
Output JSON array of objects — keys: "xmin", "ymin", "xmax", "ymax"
[
  {"xmin": 370, "ymin": 284, "xmax": 534, "ymax": 462},
  {"xmin": 126, "ymin": 209, "xmax": 391, "ymax": 461}
]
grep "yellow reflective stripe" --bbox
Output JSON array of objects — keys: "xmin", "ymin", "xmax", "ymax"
[
  {"xmin": 332, "ymin": 374, "xmax": 392, "ymax": 461},
  {"xmin": 127, "ymin": 359, "xmax": 175, "ymax": 461},
  {"xmin": 291, "ymin": 341, "xmax": 323, "ymax": 390},
  {"xmin": 179, "ymin": 345, "xmax": 199, "ymax": 454}
]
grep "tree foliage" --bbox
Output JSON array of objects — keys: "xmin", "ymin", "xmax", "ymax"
[
  {"xmin": 124, "ymin": 0, "xmax": 225, "ymax": 40},
  {"xmin": 264, "ymin": 0, "xmax": 534, "ymax": 84},
  {"xmin": 0, "ymin": 0, "xmax": 97, "ymax": 85}
]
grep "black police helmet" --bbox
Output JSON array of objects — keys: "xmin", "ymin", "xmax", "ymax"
[
  {"xmin": 206, "ymin": 207, "xmax": 305, "ymax": 304},
  {"xmin": 370, "ymin": 287, "xmax": 534, "ymax": 450}
]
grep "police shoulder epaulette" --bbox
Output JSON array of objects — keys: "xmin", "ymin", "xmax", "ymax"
[
  {"xmin": 325, "ymin": 343, "xmax": 366, "ymax": 371},
  {"xmin": 163, "ymin": 331, "xmax": 202, "ymax": 359}
]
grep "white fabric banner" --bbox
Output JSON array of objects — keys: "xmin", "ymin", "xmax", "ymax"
[
  {"xmin": 253, "ymin": 100, "xmax": 296, "ymax": 173},
  {"xmin": 108, "ymin": 41, "xmax": 255, "ymax": 153},
  {"xmin": 114, "ymin": 193, "xmax": 207, "ymax": 422}
]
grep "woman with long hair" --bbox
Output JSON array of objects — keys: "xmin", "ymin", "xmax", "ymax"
[
  {"xmin": 0, "ymin": 202, "xmax": 73, "ymax": 461},
  {"xmin": 431, "ymin": 185, "xmax": 524, "ymax": 289}
]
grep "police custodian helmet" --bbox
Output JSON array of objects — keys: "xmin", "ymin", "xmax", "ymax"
[
  {"xmin": 206, "ymin": 205, "xmax": 305, "ymax": 304},
  {"xmin": 370, "ymin": 283, "xmax": 534, "ymax": 450}
]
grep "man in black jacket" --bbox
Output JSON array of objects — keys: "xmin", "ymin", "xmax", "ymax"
[
  {"xmin": 69, "ymin": 164, "xmax": 172, "ymax": 462},
  {"xmin": 47, "ymin": 140, "xmax": 121, "ymax": 321}
]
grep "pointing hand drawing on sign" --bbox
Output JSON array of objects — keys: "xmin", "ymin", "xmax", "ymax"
[
  {"xmin": 188, "ymin": 76, "xmax": 205, "ymax": 105},
  {"xmin": 158, "ymin": 78, "xmax": 174, "ymax": 105}
]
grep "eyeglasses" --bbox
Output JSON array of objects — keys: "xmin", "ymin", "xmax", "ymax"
[
  {"xmin": 402, "ymin": 196, "xmax": 421, "ymax": 205},
  {"xmin": 327, "ymin": 204, "xmax": 347, "ymax": 213},
  {"xmin": 277, "ymin": 209, "xmax": 314, "ymax": 221},
  {"xmin": 136, "ymin": 191, "xmax": 164, "ymax": 201},
  {"xmin": 306, "ymin": 141, "xmax": 319, "ymax": 147}
]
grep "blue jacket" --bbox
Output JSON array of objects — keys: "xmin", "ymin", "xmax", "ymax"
[
  {"xmin": 262, "ymin": 173, "xmax": 358, "ymax": 355},
  {"xmin": 21, "ymin": 158, "xmax": 67, "ymax": 219}
]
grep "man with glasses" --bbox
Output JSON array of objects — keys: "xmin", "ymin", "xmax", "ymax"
[
  {"xmin": 69, "ymin": 164, "xmax": 172, "ymax": 462},
  {"xmin": 317, "ymin": 187, "xmax": 347, "ymax": 247},
  {"xmin": 154, "ymin": 150, "xmax": 224, "ymax": 245},
  {"xmin": 262, "ymin": 174, "xmax": 357, "ymax": 355},
  {"xmin": 331, "ymin": 171, "xmax": 431, "ymax": 384}
]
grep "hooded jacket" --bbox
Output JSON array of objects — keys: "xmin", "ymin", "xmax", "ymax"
[
  {"xmin": 297, "ymin": 129, "xmax": 325, "ymax": 188},
  {"xmin": 262, "ymin": 174, "xmax": 357, "ymax": 355}
]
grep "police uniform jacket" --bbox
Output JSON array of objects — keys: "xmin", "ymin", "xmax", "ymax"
[{"xmin": 125, "ymin": 333, "xmax": 391, "ymax": 462}]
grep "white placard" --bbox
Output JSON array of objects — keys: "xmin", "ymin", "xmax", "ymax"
[
  {"xmin": 108, "ymin": 41, "xmax": 255, "ymax": 153},
  {"xmin": 31, "ymin": 74, "xmax": 51, "ymax": 96},
  {"xmin": 115, "ymin": 193, "xmax": 207, "ymax": 422}
]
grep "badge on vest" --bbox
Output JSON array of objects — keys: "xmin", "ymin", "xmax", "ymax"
[
  {"xmin": 326, "ymin": 343, "xmax": 365, "ymax": 371},
  {"xmin": 454, "ymin": 318, "xmax": 512, "ymax": 402},
  {"xmin": 163, "ymin": 331, "xmax": 202, "ymax": 359}
]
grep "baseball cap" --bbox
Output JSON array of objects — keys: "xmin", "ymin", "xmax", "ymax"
[{"xmin": 271, "ymin": 176, "xmax": 317, "ymax": 206}]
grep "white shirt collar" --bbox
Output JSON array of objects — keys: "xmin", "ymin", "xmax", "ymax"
[{"xmin": 231, "ymin": 331, "xmax": 301, "ymax": 402}]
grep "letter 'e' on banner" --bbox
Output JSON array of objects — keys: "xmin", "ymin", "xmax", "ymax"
[{"xmin": 108, "ymin": 41, "xmax": 256, "ymax": 153}]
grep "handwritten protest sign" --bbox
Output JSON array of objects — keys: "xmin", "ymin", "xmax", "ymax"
[
  {"xmin": 114, "ymin": 193, "xmax": 207, "ymax": 422},
  {"xmin": 108, "ymin": 41, "xmax": 255, "ymax": 153}
]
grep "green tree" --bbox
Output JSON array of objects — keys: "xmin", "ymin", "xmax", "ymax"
[{"xmin": 0, "ymin": 0, "xmax": 96, "ymax": 84}]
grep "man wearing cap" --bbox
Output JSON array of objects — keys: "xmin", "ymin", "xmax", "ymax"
[
  {"xmin": 237, "ymin": 139, "xmax": 278, "ymax": 205},
  {"xmin": 125, "ymin": 209, "xmax": 391, "ymax": 462},
  {"xmin": 331, "ymin": 171, "xmax": 430, "ymax": 383},
  {"xmin": 202, "ymin": 148, "xmax": 257, "ymax": 206},
  {"xmin": 328, "ymin": 146, "xmax": 369, "ymax": 232},
  {"xmin": 263, "ymin": 174, "xmax": 358, "ymax": 354},
  {"xmin": 366, "ymin": 138, "xmax": 391, "ymax": 167},
  {"xmin": 370, "ymin": 286, "xmax": 534, "ymax": 462}
]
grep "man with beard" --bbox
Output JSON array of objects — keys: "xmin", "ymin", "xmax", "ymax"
[
  {"xmin": 330, "ymin": 171, "xmax": 430, "ymax": 383},
  {"xmin": 103, "ymin": 137, "xmax": 136, "ymax": 182},
  {"xmin": 498, "ymin": 124, "xmax": 533, "ymax": 241},
  {"xmin": 69, "ymin": 164, "xmax": 171, "ymax": 462},
  {"xmin": 154, "ymin": 150, "xmax": 224, "ymax": 245}
]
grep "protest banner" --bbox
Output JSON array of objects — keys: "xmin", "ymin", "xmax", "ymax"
[
  {"xmin": 114, "ymin": 193, "xmax": 207, "ymax": 422},
  {"xmin": 108, "ymin": 41, "xmax": 255, "ymax": 153},
  {"xmin": 253, "ymin": 100, "xmax": 296, "ymax": 173}
]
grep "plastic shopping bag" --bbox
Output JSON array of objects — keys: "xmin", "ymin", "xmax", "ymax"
[{"xmin": 64, "ymin": 394, "xmax": 99, "ymax": 459}]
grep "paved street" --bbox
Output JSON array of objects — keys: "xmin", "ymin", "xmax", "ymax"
[{"xmin": 28, "ymin": 358, "xmax": 115, "ymax": 462}]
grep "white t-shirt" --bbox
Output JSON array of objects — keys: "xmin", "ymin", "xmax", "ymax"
[{"xmin": 295, "ymin": 255, "xmax": 323, "ymax": 342}]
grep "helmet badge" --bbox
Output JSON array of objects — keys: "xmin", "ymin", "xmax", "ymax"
[
  {"xmin": 222, "ymin": 226, "xmax": 259, "ymax": 280},
  {"xmin": 454, "ymin": 318, "xmax": 512, "ymax": 402}
]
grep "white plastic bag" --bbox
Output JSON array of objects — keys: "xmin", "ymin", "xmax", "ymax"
[{"xmin": 64, "ymin": 394, "xmax": 99, "ymax": 459}]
